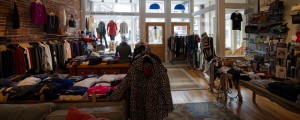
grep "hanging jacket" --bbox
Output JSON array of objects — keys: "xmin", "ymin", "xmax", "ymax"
[
  {"xmin": 107, "ymin": 21, "xmax": 118, "ymax": 36},
  {"xmin": 119, "ymin": 22, "xmax": 128, "ymax": 34},
  {"xmin": 96, "ymin": 21, "xmax": 106, "ymax": 35},
  {"xmin": 109, "ymin": 54, "xmax": 173, "ymax": 120}
]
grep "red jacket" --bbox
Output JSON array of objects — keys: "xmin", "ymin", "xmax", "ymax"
[
  {"xmin": 107, "ymin": 21, "xmax": 118, "ymax": 36},
  {"xmin": 13, "ymin": 47, "xmax": 26, "ymax": 75}
]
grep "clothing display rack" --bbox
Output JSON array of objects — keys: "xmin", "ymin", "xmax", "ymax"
[{"xmin": 167, "ymin": 34, "xmax": 200, "ymax": 68}]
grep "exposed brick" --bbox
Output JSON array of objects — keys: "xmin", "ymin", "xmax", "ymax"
[{"xmin": 0, "ymin": 0, "xmax": 80, "ymax": 38}]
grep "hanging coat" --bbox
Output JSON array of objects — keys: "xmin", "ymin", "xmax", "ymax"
[{"xmin": 109, "ymin": 54, "xmax": 174, "ymax": 120}]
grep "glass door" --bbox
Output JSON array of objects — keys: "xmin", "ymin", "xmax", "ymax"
[{"xmin": 145, "ymin": 22, "xmax": 165, "ymax": 62}]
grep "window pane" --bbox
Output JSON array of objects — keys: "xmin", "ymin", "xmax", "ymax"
[
  {"xmin": 171, "ymin": 18, "xmax": 190, "ymax": 22},
  {"xmin": 146, "ymin": 18, "xmax": 165, "ymax": 22},
  {"xmin": 92, "ymin": 1, "xmax": 139, "ymax": 12},
  {"xmin": 225, "ymin": 9, "xmax": 246, "ymax": 57},
  {"xmin": 89, "ymin": 16, "xmax": 140, "ymax": 48},
  {"xmin": 225, "ymin": 0, "xmax": 247, "ymax": 3},
  {"xmin": 171, "ymin": 1, "xmax": 189, "ymax": 13},
  {"xmin": 174, "ymin": 26, "xmax": 188, "ymax": 36},
  {"xmin": 146, "ymin": 1, "xmax": 164, "ymax": 13}
]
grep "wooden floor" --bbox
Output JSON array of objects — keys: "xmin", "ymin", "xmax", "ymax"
[{"xmin": 170, "ymin": 67, "xmax": 300, "ymax": 120}]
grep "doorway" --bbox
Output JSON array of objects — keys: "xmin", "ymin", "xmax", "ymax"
[{"xmin": 145, "ymin": 22, "xmax": 165, "ymax": 62}]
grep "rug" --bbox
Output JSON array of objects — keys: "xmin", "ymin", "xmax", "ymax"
[
  {"xmin": 166, "ymin": 102, "xmax": 240, "ymax": 120},
  {"xmin": 167, "ymin": 68, "xmax": 206, "ymax": 91}
]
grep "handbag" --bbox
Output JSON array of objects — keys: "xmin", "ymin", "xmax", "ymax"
[
  {"xmin": 291, "ymin": 11, "xmax": 300, "ymax": 24},
  {"xmin": 269, "ymin": 0, "xmax": 284, "ymax": 11},
  {"xmin": 268, "ymin": 11, "xmax": 283, "ymax": 21},
  {"xmin": 245, "ymin": 25, "xmax": 258, "ymax": 33}
]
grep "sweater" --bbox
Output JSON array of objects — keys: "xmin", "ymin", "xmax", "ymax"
[{"xmin": 30, "ymin": 2, "xmax": 47, "ymax": 25}]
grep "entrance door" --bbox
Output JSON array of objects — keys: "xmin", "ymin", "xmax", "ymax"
[
  {"xmin": 171, "ymin": 22, "xmax": 190, "ymax": 36},
  {"xmin": 145, "ymin": 22, "xmax": 165, "ymax": 62}
]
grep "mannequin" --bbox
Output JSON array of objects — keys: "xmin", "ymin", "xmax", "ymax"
[
  {"xmin": 107, "ymin": 20, "xmax": 118, "ymax": 41},
  {"xmin": 119, "ymin": 21, "xmax": 128, "ymax": 39},
  {"xmin": 115, "ymin": 39, "xmax": 132, "ymax": 63},
  {"xmin": 96, "ymin": 21, "xmax": 108, "ymax": 48}
]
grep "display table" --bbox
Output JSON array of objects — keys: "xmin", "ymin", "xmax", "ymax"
[
  {"xmin": 67, "ymin": 63, "xmax": 130, "ymax": 75},
  {"xmin": 219, "ymin": 72, "xmax": 300, "ymax": 114},
  {"xmin": 239, "ymin": 80, "xmax": 300, "ymax": 114}
]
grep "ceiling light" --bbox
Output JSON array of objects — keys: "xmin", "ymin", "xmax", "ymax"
[
  {"xmin": 115, "ymin": 0, "xmax": 118, "ymax": 3},
  {"xmin": 102, "ymin": 0, "xmax": 104, "ymax": 2}
]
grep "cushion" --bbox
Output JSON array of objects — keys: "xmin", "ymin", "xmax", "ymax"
[
  {"xmin": 46, "ymin": 106, "xmax": 124, "ymax": 120},
  {"xmin": 65, "ymin": 107, "xmax": 96, "ymax": 120},
  {"xmin": 0, "ymin": 103, "xmax": 56, "ymax": 120}
]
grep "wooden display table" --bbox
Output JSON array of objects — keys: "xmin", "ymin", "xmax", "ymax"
[
  {"xmin": 67, "ymin": 63, "xmax": 130, "ymax": 76},
  {"xmin": 239, "ymin": 80, "xmax": 300, "ymax": 114}
]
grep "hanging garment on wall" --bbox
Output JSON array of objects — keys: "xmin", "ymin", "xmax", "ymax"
[
  {"xmin": 12, "ymin": 2, "xmax": 20, "ymax": 29},
  {"xmin": 44, "ymin": 15, "xmax": 59, "ymax": 34},
  {"xmin": 30, "ymin": 2, "xmax": 47, "ymax": 25},
  {"xmin": 88, "ymin": 16, "xmax": 95, "ymax": 31},
  {"xmin": 231, "ymin": 12, "xmax": 243, "ymax": 30},
  {"xmin": 107, "ymin": 20, "xmax": 118, "ymax": 36},
  {"xmin": 63, "ymin": 9, "xmax": 66, "ymax": 26},
  {"xmin": 109, "ymin": 54, "xmax": 173, "ymax": 120},
  {"xmin": 119, "ymin": 22, "xmax": 128, "ymax": 35}
]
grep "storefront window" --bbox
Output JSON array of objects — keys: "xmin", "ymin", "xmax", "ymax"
[
  {"xmin": 91, "ymin": 16, "xmax": 139, "ymax": 47},
  {"xmin": 225, "ymin": 9, "xmax": 246, "ymax": 57},
  {"xmin": 171, "ymin": 1, "xmax": 189, "ymax": 13},
  {"xmin": 201, "ymin": 10, "xmax": 217, "ymax": 50},
  {"xmin": 92, "ymin": 0, "xmax": 139, "ymax": 12},
  {"xmin": 146, "ymin": 1, "xmax": 164, "ymax": 13}
]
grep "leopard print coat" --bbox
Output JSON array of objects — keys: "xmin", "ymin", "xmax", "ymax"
[{"xmin": 109, "ymin": 54, "xmax": 174, "ymax": 120}]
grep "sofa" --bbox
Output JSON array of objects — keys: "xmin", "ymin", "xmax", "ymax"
[{"xmin": 0, "ymin": 101, "xmax": 127, "ymax": 120}]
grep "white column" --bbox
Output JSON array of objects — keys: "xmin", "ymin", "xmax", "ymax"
[
  {"xmin": 216, "ymin": 0, "xmax": 225, "ymax": 57},
  {"xmin": 80, "ymin": 0, "xmax": 87, "ymax": 31},
  {"xmin": 139, "ymin": 0, "xmax": 146, "ymax": 41},
  {"xmin": 189, "ymin": 0, "xmax": 194, "ymax": 34},
  {"xmin": 165, "ymin": 0, "xmax": 171, "ymax": 61}
]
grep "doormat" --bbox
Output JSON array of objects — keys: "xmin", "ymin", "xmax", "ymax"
[
  {"xmin": 165, "ymin": 102, "xmax": 240, "ymax": 120},
  {"xmin": 167, "ymin": 68, "xmax": 206, "ymax": 91}
]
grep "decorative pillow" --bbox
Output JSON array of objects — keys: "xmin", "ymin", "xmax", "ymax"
[
  {"xmin": 65, "ymin": 107, "xmax": 95, "ymax": 120},
  {"xmin": 65, "ymin": 107, "xmax": 110, "ymax": 120}
]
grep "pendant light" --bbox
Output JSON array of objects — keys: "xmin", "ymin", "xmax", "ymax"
[
  {"xmin": 174, "ymin": 4, "xmax": 185, "ymax": 10},
  {"xmin": 149, "ymin": 3, "xmax": 160, "ymax": 10}
]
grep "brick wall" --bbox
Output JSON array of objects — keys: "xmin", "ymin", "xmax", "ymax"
[{"xmin": 0, "ymin": 0, "xmax": 81, "ymax": 39}]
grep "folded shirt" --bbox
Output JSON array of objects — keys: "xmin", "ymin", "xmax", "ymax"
[
  {"xmin": 87, "ymin": 86, "xmax": 110, "ymax": 95},
  {"xmin": 17, "ymin": 77, "xmax": 41, "ymax": 86},
  {"xmin": 60, "ymin": 86, "xmax": 88, "ymax": 95},
  {"xmin": 98, "ymin": 74, "xmax": 126, "ymax": 82},
  {"xmin": 0, "ymin": 79, "xmax": 12, "ymax": 88},
  {"xmin": 51, "ymin": 79, "xmax": 74, "ymax": 89},
  {"xmin": 53, "ymin": 74, "xmax": 70, "ymax": 80},
  {"xmin": 68, "ymin": 76, "xmax": 86, "ymax": 82},
  {"xmin": 74, "ymin": 77, "xmax": 99, "ymax": 88},
  {"xmin": 33, "ymin": 74, "xmax": 49, "ymax": 80}
]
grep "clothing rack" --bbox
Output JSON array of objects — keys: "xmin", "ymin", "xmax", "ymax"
[{"xmin": 167, "ymin": 35, "xmax": 200, "ymax": 67}]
